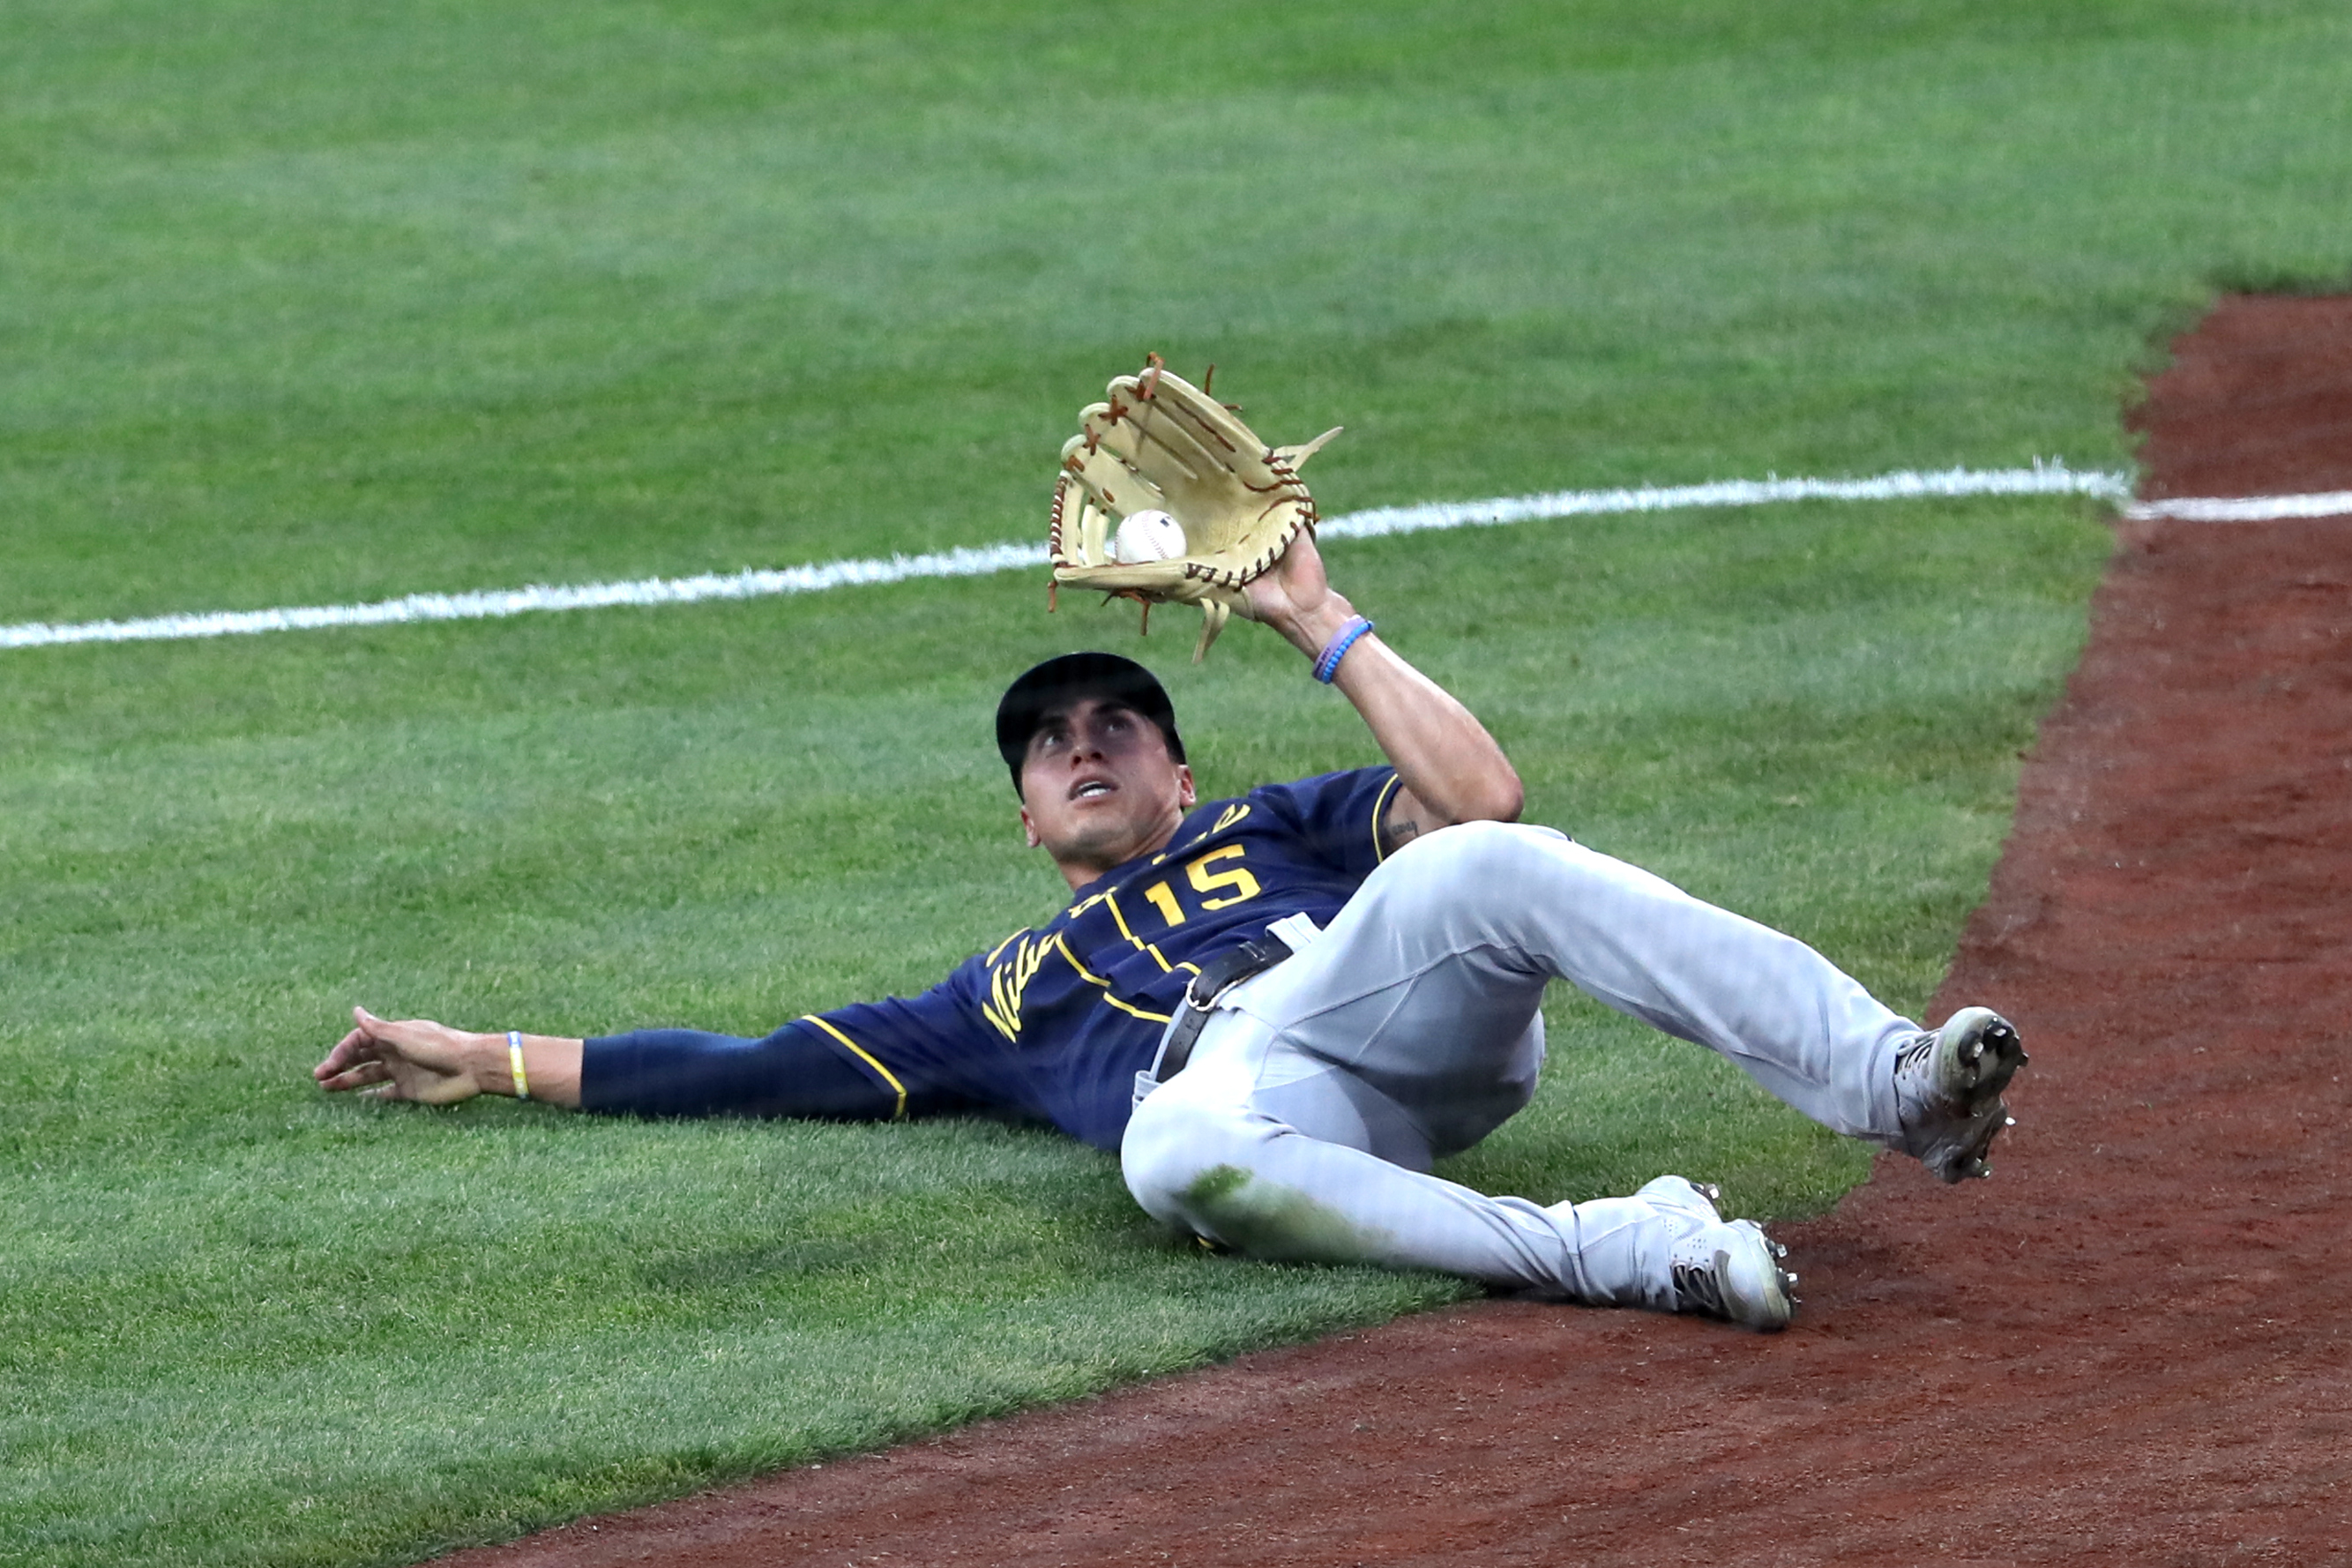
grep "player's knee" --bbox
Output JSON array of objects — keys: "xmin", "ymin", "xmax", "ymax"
[
  {"xmin": 1403, "ymin": 818, "xmax": 1557, "ymax": 876},
  {"xmin": 1119, "ymin": 1087, "xmax": 1266, "ymax": 1229},
  {"xmin": 1123, "ymin": 1091, "xmax": 1393, "ymax": 1266},
  {"xmin": 1453, "ymin": 818, "xmax": 1548, "ymax": 864},
  {"xmin": 1464, "ymin": 819, "xmax": 1644, "ymax": 907},
  {"xmin": 1385, "ymin": 818, "xmax": 1579, "ymax": 915}
]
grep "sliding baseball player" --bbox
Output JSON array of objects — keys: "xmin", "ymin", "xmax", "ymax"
[{"xmin": 316, "ymin": 365, "xmax": 2025, "ymax": 1330}]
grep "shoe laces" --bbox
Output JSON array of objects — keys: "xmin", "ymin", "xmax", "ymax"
[
  {"xmin": 1671, "ymin": 1254, "xmax": 1733, "ymax": 1319},
  {"xmin": 1893, "ymin": 1028, "xmax": 1939, "ymax": 1076}
]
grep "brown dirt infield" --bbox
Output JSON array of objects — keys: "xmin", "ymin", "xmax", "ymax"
[{"xmin": 445, "ymin": 296, "xmax": 2352, "ymax": 1566}]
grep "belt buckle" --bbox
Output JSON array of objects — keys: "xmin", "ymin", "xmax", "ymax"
[{"xmin": 1151, "ymin": 931, "xmax": 1290, "ymax": 1092}]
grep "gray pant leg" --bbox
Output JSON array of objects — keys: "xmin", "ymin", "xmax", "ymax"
[{"xmin": 1232, "ymin": 819, "xmax": 1915, "ymax": 1143}]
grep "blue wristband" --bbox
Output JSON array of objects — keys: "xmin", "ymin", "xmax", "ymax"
[{"xmin": 1312, "ymin": 616, "xmax": 1375, "ymax": 683}]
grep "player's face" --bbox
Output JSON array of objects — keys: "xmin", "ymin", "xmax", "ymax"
[{"xmin": 1019, "ymin": 696, "xmax": 1197, "ymax": 888}]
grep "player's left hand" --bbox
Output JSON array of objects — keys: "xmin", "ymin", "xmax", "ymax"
[
  {"xmin": 314, "ymin": 1007, "xmax": 486, "ymax": 1104},
  {"xmin": 1237, "ymin": 529, "xmax": 1357, "ymax": 660}
]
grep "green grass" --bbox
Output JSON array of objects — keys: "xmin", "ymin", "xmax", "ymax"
[{"xmin": 2, "ymin": 0, "xmax": 2346, "ymax": 1562}]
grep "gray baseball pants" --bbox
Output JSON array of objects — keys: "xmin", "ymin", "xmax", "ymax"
[{"xmin": 1118, "ymin": 820, "xmax": 1919, "ymax": 1309}]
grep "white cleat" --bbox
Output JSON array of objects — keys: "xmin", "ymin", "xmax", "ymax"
[
  {"xmin": 1669, "ymin": 1218, "xmax": 1797, "ymax": 1332},
  {"xmin": 1640, "ymin": 1175, "xmax": 1797, "ymax": 1332},
  {"xmin": 1894, "ymin": 1006, "xmax": 2028, "ymax": 1183}
]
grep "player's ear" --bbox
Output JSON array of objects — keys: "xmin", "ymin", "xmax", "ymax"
[
  {"xmin": 1019, "ymin": 804, "xmax": 1042, "ymax": 849},
  {"xmin": 1176, "ymin": 765, "xmax": 1196, "ymax": 809}
]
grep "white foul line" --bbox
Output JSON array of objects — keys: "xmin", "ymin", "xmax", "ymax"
[
  {"xmin": 2, "ymin": 459, "xmax": 2265, "ymax": 653},
  {"xmin": 2122, "ymin": 491, "xmax": 2352, "ymax": 523},
  {"xmin": 1318, "ymin": 460, "xmax": 2126, "ymax": 538},
  {"xmin": 0, "ymin": 541, "xmax": 1051, "ymax": 653}
]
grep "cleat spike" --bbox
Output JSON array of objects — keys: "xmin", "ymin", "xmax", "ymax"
[{"xmin": 1894, "ymin": 1007, "xmax": 2027, "ymax": 1183}]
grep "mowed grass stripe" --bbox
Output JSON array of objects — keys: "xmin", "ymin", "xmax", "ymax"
[{"xmin": 5, "ymin": 5, "xmax": 2348, "ymax": 625}]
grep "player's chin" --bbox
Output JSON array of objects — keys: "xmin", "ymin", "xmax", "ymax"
[{"xmin": 1045, "ymin": 823, "xmax": 1123, "ymax": 863}]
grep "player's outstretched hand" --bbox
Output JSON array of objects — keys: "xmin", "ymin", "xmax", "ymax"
[{"xmin": 315, "ymin": 1006, "xmax": 486, "ymax": 1104}]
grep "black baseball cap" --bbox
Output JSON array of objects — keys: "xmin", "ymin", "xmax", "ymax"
[{"xmin": 996, "ymin": 652, "xmax": 1185, "ymax": 794}]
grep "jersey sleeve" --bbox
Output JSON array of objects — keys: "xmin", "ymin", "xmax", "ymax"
[
  {"xmin": 582, "ymin": 954, "xmax": 1013, "ymax": 1124},
  {"xmin": 782, "ymin": 952, "xmax": 1016, "ymax": 1118},
  {"xmin": 580, "ymin": 1024, "xmax": 903, "ymax": 1121},
  {"xmin": 1245, "ymin": 765, "xmax": 1402, "ymax": 883}
]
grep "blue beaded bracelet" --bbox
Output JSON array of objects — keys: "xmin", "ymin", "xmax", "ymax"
[{"xmin": 1312, "ymin": 616, "xmax": 1375, "ymax": 683}]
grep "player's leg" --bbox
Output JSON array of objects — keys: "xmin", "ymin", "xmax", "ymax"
[
  {"xmin": 1121, "ymin": 1004, "xmax": 1796, "ymax": 1328},
  {"xmin": 1234, "ymin": 819, "xmax": 2018, "ymax": 1169}
]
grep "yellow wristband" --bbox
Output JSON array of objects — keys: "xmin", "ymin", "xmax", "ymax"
[{"xmin": 507, "ymin": 1030, "xmax": 530, "ymax": 1101}]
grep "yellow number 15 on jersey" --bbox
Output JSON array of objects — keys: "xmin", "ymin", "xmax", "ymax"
[{"xmin": 1140, "ymin": 845, "xmax": 1261, "ymax": 926}]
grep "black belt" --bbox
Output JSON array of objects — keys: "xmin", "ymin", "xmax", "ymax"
[{"xmin": 1154, "ymin": 931, "xmax": 1294, "ymax": 1082}]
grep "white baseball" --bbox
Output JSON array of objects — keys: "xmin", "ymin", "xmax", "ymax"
[{"xmin": 1110, "ymin": 508, "xmax": 1187, "ymax": 564}]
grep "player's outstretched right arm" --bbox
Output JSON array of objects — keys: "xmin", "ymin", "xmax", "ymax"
[
  {"xmin": 315, "ymin": 1008, "xmax": 911, "ymax": 1122},
  {"xmin": 314, "ymin": 1007, "xmax": 585, "ymax": 1108}
]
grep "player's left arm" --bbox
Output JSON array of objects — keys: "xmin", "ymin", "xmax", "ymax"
[{"xmin": 1238, "ymin": 530, "xmax": 1522, "ymax": 847}]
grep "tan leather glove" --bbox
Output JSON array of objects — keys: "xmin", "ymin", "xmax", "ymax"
[{"xmin": 1049, "ymin": 356, "xmax": 1340, "ymax": 661}]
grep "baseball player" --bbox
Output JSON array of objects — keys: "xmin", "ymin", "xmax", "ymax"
[{"xmin": 316, "ymin": 528, "xmax": 2026, "ymax": 1333}]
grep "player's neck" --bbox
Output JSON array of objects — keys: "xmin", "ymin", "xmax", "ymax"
[{"xmin": 1051, "ymin": 811, "xmax": 1186, "ymax": 892}]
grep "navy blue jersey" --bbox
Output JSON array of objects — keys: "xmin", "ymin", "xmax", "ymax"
[{"xmin": 788, "ymin": 766, "xmax": 1402, "ymax": 1149}]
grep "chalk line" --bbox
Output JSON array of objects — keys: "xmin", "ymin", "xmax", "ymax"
[
  {"xmin": 2123, "ymin": 491, "xmax": 2352, "ymax": 523},
  {"xmin": 1318, "ymin": 460, "xmax": 2127, "ymax": 538},
  {"xmin": 4, "ymin": 462, "xmax": 2138, "ymax": 653}
]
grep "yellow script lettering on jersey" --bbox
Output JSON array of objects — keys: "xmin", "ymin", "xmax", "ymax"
[{"xmin": 980, "ymin": 932, "xmax": 1052, "ymax": 1042}]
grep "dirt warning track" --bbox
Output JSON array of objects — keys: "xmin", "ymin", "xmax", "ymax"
[{"xmin": 444, "ymin": 296, "xmax": 2352, "ymax": 1567}]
